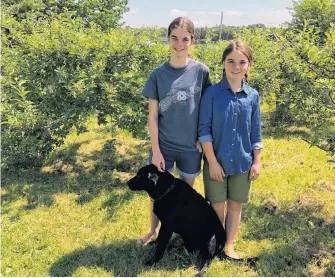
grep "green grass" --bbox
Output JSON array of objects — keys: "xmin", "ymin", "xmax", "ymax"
[{"xmin": 2, "ymin": 120, "xmax": 335, "ymax": 276}]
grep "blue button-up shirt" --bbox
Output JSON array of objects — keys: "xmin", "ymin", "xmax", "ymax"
[{"xmin": 198, "ymin": 77, "xmax": 263, "ymax": 175}]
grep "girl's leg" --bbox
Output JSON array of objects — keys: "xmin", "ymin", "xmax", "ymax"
[
  {"xmin": 225, "ymin": 199, "xmax": 242, "ymax": 259},
  {"xmin": 179, "ymin": 175, "xmax": 195, "ymax": 187},
  {"xmin": 211, "ymin": 202, "xmax": 226, "ymax": 227},
  {"xmin": 138, "ymin": 200, "xmax": 159, "ymax": 244}
]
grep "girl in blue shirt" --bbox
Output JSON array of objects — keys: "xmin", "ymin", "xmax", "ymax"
[{"xmin": 198, "ymin": 40, "xmax": 262, "ymax": 259}]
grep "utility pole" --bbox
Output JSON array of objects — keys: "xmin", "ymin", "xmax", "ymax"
[{"xmin": 219, "ymin": 11, "xmax": 223, "ymax": 41}]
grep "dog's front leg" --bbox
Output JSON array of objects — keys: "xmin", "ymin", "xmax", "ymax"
[{"xmin": 145, "ymin": 224, "xmax": 173, "ymax": 266}]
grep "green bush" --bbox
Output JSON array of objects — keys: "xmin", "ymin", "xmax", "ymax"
[
  {"xmin": 1, "ymin": 12, "xmax": 168, "ymax": 169},
  {"xmin": 1, "ymin": 2, "xmax": 334, "ymax": 170}
]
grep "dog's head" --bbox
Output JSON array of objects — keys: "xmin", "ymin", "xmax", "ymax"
[{"xmin": 127, "ymin": 164, "xmax": 174, "ymax": 199}]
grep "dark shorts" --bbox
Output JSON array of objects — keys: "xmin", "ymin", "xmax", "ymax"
[
  {"xmin": 147, "ymin": 147, "xmax": 202, "ymax": 178},
  {"xmin": 203, "ymin": 163, "xmax": 251, "ymax": 203}
]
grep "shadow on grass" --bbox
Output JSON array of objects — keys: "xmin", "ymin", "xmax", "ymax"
[
  {"xmin": 262, "ymin": 112, "xmax": 335, "ymax": 157},
  {"xmin": 49, "ymin": 236, "xmax": 193, "ymax": 277},
  {"xmin": 1, "ymin": 137, "xmax": 149, "ymax": 217},
  {"xmin": 262, "ymin": 121, "xmax": 310, "ymax": 140},
  {"xmin": 325, "ymin": 263, "xmax": 335, "ymax": 276},
  {"xmin": 241, "ymin": 202, "xmax": 335, "ymax": 276}
]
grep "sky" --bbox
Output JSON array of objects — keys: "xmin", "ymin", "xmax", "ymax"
[{"xmin": 122, "ymin": 0, "xmax": 294, "ymax": 28}]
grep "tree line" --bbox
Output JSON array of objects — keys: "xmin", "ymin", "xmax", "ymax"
[{"xmin": 1, "ymin": 0, "xmax": 334, "ymax": 170}]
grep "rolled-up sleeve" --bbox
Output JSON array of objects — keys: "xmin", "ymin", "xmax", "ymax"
[
  {"xmin": 198, "ymin": 87, "xmax": 214, "ymax": 143},
  {"xmin": 251, "ymin": 93, "xmax": 263, "ymax": 150}
]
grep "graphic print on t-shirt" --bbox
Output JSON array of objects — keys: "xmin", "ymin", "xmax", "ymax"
[{"xmin": 159, "ymin": 85, "xmax": 201, "ymax": 112}]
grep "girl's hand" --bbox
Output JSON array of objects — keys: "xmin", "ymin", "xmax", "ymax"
[
  {"xmin": 249, "ymin": 162, "xmax": 261, "ymax": 181},
  {"xmin": 196, "ymin": 141, "xmax": 203, "ymax": 153},
  {"xmin": 152, "ymin": 151, "xmax": 165, "ymax": 172},
  {"xmin": 209, "ymin": 161, "xmax": 225, "ymax": 182}
]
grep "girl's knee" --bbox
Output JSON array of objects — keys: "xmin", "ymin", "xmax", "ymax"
[{"xmin": 227, "ymin": 199, "xmax": 242, "ymax": 210}]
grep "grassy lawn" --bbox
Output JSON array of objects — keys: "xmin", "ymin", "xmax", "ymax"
[{"xmin": 2, "ymin": 120, "xmax": 335, "ymax": 277}]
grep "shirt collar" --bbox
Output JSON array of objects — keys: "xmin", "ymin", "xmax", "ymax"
[{"xmin": 219, "ymin": 76, "xmax": 250, "ymax": 94}]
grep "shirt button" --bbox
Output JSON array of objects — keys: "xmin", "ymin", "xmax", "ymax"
[
  {"xmin": 234, "ymin": 113, "xmax": 237, "ymax": 116},
  {"xmin": 231, "ymin": 159, "xmax": 233, "ymax": 162},
  {"xmin": 233, "ymin": 129, "xmax": 236, "ymax": 131},
  {"xmin": 232, "ymin": 143, "xmax": 234, "ymax": 146}
]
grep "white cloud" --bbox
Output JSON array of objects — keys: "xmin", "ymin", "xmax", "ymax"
[
  {"xmin": 193, "ymin": 11, "xmax": 221, "ymax": 16},
  {"xmin": 168, "ymin": 9, "xmax": 243, "ymax": 18},
  {"xmin": 239, "ymin": 8, "xmax": 291, "ymax": 26},
  {"xmin": 222, "ymin": 10, "xmax": 244, "ymax": 16},
  {"xmin": 169, "ymin": 9, "xmax": 188, "ymax": 16},
  {"xmin": 193, "ymin": 20, "xmax": 213, "ymax": 26}
]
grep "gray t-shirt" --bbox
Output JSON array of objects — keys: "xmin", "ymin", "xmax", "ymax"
[{"xmin": 142, "ymin": 59, "xmax": 211, "ymax": 152}]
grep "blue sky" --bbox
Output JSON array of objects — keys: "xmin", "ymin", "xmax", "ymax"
[{"xmin": 123, "ymin": 0, "xmax": 294, "ymax": 28}]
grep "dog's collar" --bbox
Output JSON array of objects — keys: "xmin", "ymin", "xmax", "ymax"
[{"xmin": 151, "ymin": 178, "xmax": 176, "ymax": 202}]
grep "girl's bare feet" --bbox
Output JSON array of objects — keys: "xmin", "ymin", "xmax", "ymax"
[
  {"xmin": 226, "ymin": 244, "xmax": 240, "ymax": 259},
  {"xmin": 137, "ymin": 231, "xmax": 157, "ymax": 245}
]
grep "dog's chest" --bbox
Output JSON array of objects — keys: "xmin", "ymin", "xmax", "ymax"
[{"xmin": 153, "ymin": 191, "xmax": 195, "ymax": 226}]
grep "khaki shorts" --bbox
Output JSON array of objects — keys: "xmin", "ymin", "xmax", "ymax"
[{"xmin": 203, "ymin": 163, "xmax": 251, "ymax": 204}]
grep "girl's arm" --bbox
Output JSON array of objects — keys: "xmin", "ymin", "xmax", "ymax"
[
  {"xmin": 198, "ymin": 88, "xmax": 225, "ymax": 181},
  {"xmin": 249, "ymin": 149, "xmax": 261, "ymax": 181},
  {"xmin": 196, "ymin": 66, "xmax": 211, "ymax": 154},
  {"xmin": 249, "ymin": 93, "xmax": 263, "ymax": 181},
  {"xmin": 201, "ymin": 142, "xmax": 225, "ymax": 182},
  {"xmin": 148, "ymin": 99, "xmax": 165, "ymax": 172},
  {"xmin": 250, "ymin": 93, "xmax": 263, "ymax": 150}
]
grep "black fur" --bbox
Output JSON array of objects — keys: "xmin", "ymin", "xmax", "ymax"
[{"xmin": 128, "ymin": 164, "xmax": 233, "ymax": 276}]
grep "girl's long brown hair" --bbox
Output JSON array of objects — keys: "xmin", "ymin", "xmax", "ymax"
[{"xmin": 167, "ymin": 17, "xmax": 195, "ymax": 39}]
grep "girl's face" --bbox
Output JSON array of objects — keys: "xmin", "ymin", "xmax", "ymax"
[
  {"xmin": 168, "ymin": 27, "xmax": 194, "ymax": 59},
  {"xmin": 224, "ymin": 50, "xmax": 250, "ymax": 82}
]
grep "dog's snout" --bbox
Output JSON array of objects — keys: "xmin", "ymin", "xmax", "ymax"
[{"xmin": 127, "ymin": 175, "xmax": 141, "ymax": 190}]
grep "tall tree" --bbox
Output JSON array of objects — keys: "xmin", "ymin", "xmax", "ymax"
[
  {"xmin": 2, "ymin": 0, "xmax": 129, "ymax": 29},
  {"xmin": 290, "ymin": 0, "xmax": 335, "ymax": 42}
]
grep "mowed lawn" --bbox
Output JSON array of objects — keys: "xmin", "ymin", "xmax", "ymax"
[{"xmin": 2, "ymin": 121, "xmax": 335, "ymax": 277}]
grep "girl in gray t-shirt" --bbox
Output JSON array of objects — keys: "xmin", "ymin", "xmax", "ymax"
[{"xmin": 138, "ymin": 17, "xmax": 211, "ymax": 245}]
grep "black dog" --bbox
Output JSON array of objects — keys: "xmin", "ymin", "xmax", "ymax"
[{"xmin": 128, "ymin": 164, "xmax": 255, "ymax": 276}]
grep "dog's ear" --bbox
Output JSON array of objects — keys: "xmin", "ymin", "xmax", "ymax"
[
  {"xmin": 149, "ymin": 163, "xmax": 170, "ymax": 175},
  {"xmin": 148, "ymin": 172, "xmax": 159, "ymax": 185},
  {"xmin": 148, "ymin": 164, "xmax": 159, "ymax": 172}
]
